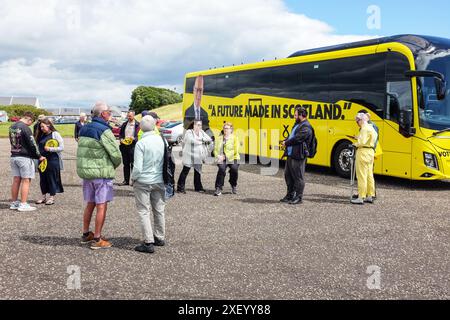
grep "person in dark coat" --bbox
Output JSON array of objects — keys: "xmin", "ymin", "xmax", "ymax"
[
  {"xmin": 119, "ymin": 111, "xmax": 140, "ymax": 186},
  {"xmin": 281, "ymin": 107, "xmax": 313, "ymax": 205},
  {"xmin": 74, "ymin": 112, "xmax": 88, "ymax": 142}
]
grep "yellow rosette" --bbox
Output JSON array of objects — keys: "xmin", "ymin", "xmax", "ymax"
[
  {"xmin": 121, "ymin": 137, "xmax": 134, "ymax": 146},
  {"xmin": 38, "ymin": 158, "xmax": 48, "ymax": 173},
  {"xmin": 45, "ymin": 139, "xmax": 59, "ymax": 149}
]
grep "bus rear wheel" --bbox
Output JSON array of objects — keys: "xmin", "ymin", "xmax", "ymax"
[{"xmin": 333, "ymin": 142, "xmax": 354, "ymax": 178}]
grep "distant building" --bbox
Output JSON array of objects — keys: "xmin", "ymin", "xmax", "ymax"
[{"xmin": 0, "ymin": 96, "xmax": 41, "ymax": 108}]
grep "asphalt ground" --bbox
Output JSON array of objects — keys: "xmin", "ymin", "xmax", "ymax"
[{"xmin": 0, "ymin": 138, "xmax": 449, "ymax": 300}]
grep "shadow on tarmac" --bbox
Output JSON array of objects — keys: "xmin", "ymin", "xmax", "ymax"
[{"xmin": 21, "ymin": 236, "xmax": 141, "ymax": 251}]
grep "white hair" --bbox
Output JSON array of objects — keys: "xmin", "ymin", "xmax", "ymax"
[
  {"xmin": 140, "ymin": 115, "xmax": 156, "ymax": 132},
  {"xmin": 92, "ymin": 101, "xmax": 109, "ymax": 117},
  {"xmin": 356, "ymin": 113, "xmax": 369, "ymax": 123}
]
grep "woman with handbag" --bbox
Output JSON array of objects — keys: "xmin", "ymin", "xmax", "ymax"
[
  {"xmin": 177, "ymin": 120, "xmax": 212, "ymax": 194},
  {"xmin": 35, "ymin": 118, "xmax": 65, "ymax": 205}
]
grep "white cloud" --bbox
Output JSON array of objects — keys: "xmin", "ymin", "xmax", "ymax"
[{"xmin": 0, "ymin": 0, "xmax": 375, "ymax": 107}]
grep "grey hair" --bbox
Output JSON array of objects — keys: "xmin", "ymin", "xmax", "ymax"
[
  {"xmin": 92, "ymin": 101, "xmax": 109, "ymax": 117},
  {"xmin": 140, "ymin": 115, "xmax": 156, "ymax": 132}
]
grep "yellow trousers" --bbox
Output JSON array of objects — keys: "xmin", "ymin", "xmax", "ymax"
[{"xmin": 356, "ymin": 148, "xmax": 375, "ymax": 198}]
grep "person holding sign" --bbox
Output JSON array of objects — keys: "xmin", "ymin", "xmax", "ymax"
[{"xmin": 35, "ymin": 118, "xmax": 65, "ymax": 205}]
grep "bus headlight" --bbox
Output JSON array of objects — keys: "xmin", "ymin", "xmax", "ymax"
[{"xmin": 423, "ymin": 152, "xmax": 439, "ymax": 170}]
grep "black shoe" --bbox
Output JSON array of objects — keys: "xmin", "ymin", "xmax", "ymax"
[
  {"xmin": 214, "ymin": 188, "xmax": 222, "ymax": 196},
  {"xmin": 119, "ymin": 181, "xmax": 129, "ymax": 186},
  {"xmin": 154, "ymin": 238, "xmax": 165, "ymax": 247},
  {"xmin": 231, "ymin": 186, "xmax": 237, "ymax": 194},
  {"xmin": 289, "ymin": 197, "xmax": 303, "ymax": 205},
  {"xmin": 135, "ymin": 243, "xmax": 155, "ymax": 254},
  {"xmin": 280, "ymin": 195, "xmax": 293, "ymax": 203},
  {"xmin": 196, "ymin": 189, "xmax": 206, "ymax": 193},
  {"xmin": 177, "ymin": 188, "xmax": 186, "ymax": 194}
]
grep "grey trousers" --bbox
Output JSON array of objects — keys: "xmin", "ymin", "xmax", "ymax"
[
  {"xmin": 133, "ymin": 182, "xmax": 166, "ymax": 244},
  {"xmin": 284, "ymin": 157, "xmax": 307, "ymax": 199}
]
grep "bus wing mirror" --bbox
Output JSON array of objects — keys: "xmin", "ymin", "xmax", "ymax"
[{"xmin": 405, "ymin": 70, "xmax": 447, "ymax": 100}]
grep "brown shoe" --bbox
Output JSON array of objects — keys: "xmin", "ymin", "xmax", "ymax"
[
  {"xmin": 90, "ymin": 238, "xmax": 112, "ymax": 250},
  {"xmin": 81, "ymin": 232, "xmax": 95, "ymax": 244}
]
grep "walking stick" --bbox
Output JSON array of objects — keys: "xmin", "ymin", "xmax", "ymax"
[{"xmin": 350, "ymin": 145, "xmax": 356, "ymax": 201}]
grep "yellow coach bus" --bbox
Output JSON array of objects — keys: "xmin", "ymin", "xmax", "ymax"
[{"xmin": 183, "ymin": 35, "xmax": 450, "ymax": 180}]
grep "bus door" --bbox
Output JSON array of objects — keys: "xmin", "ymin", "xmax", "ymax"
[
  {"xmin": 383, "ymin": 81, "xmax": 413, "ymax": 178},
  {"xmin": 248, "ymin": 99, "xmax": 262, "ymax": 161}
]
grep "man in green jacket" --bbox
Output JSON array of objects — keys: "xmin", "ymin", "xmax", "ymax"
[{"xmin": 77, "ymin": 102, "xmax": 122, "ymax": 250}]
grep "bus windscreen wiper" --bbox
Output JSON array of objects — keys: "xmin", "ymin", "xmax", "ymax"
[{"xmin": 432, "ymin": 128, "xmax": 450, "ymax": 136}]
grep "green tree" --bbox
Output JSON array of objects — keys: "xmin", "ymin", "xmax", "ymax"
[
  {"xmin": 0, "ymin": 105, "xmax": 52, "ymax": 120},
  {"xmin": 129, "ymin": 86, "xmax": 182, "ymax": 114}
]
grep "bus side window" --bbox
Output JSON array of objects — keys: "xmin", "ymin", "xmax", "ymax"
[
  {"xmin": 386, "ymin": 52, "xmax": 413, "ymax": 124},
  {"xmin": 386, "ymin": 81, "xmax": 413, "ymax": 123}
]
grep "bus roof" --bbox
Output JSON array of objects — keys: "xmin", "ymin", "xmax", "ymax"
[
  {"xmin": 186, "ymin": 35, "xmax": 450, "ymax": 78},
  {"xmin": 288, "ymin": 34, "xmax": 450, "ymax": 58}
]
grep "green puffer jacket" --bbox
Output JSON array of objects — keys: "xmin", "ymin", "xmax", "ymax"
[{"xmin": 76, "ymin": 117, "xmax": 122, "ymax": 180}]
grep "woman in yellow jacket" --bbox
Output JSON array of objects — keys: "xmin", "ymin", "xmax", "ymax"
[
  {"xmin": 214, "ymin": 122, "xmax": 240, "ymax": 196},
  {"xmin": 351, "ymin": 113, "xmax": 378, "ymax": 205}
]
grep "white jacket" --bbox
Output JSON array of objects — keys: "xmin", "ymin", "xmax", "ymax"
[{"xmin": 182, "ymin": 129, "xmax": 212, "ymax": 170}]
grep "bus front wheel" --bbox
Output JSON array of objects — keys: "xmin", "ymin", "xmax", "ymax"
[{"xmin": 333, "ymin": 142, "xmax": 353, "ymax": 178}]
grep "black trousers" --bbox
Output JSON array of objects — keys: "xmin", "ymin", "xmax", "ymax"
[
  {"xmin": 215, "ymin": 162, "xmax": 239, "ymax": 189},
  {"xmin": 177, "ymin": 166, "xmax": 203, "ymax": 191},
  {"xmin": 120, "ymin": 144, "xmax": 135, "ymax": 183},
  {"xmin": 284, "ymin": 157, "xmax": 306, "ymax": 199}
]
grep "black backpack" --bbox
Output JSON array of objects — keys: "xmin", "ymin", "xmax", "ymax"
[
  {"xmin": 303, "ymin": 125, "xmax": 318, "ymax": 159},
  {"xmin": 161, "ymin": 135, "xmax": 175, "ymax": 199}
]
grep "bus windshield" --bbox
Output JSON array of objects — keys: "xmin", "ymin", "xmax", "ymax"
[{"xmin": 418, "ymin": 51, "xmax": 450, "ymax": 131}]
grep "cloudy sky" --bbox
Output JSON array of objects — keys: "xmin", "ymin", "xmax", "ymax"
[{"xmin": 0, "ymin": 0, "xmax": 448, "ymax": 108}]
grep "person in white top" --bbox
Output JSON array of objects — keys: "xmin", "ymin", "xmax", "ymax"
[{"xmin": 177, "ymin": 120, "xmax": 212, "ymax": 193}]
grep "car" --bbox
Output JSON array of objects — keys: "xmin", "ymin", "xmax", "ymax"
[
  {"xmin": 159, "ymin": 120, "xmax": 178, "ymax": 128},
  {"xmin": 160, "ymin": 121, "xmax": 184, "ymax": 145},
  {"xmin": 110, "ymin": 122, "xmax": 122, "ymax": 139}
]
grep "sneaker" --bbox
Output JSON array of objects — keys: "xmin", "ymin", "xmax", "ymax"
[
  {"xmin": 364, "ymin": 197, "xmax": 374, "ymax": 204},
  {"xmin": 17, "ymin": 203, "xmax": 37, "ymax": 212},
  {"xmin": 280, "ymin": 195, "xmax": 293, "ymax": 203},
  {"xmin": 135, "ymin": 243, "xmax": 155, "ymax": 254},
  {"xmin": 214, "ymin": 188, "xmax": 222, "ymax": 196},
  {"xmin": 81, "ymin": 232, "xmax": 95, "ymax": 244},
  {"xmin": 90, "ymin": 238, "xmax": 112, "ymax": 250},
  {"xmin": 289, "ymin": 197, "xmax": 303, "ymax": 205},
  {"xmin": 351, "ymin": 198, "xmax": 364, "ymax": 205},
  {"xmin": 9, "ymin": 201, "xmax": 20, "ymax": 210},
  {"xmin": 154, "ymin": 238, "xmax": 165, "ymax": 247},
  {"xmin": 196, "ymin": 189, "xmax": 206, "ymax": 193},
  {"xmin": 231, "ymin": 186, "xmax": 238, "ymax": 195}
]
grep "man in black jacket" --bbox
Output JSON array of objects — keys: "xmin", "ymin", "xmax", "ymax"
[
  {"xmin": 281, "ymin": 107, "xmax": 313, "ymax": 205},
  {"xmin": 9, "ymin": 112, "xmax": 46, "ymax": 211},
  {"xmin": 119, "ymin": 111, "xmax": 140, "ymax": 186}
]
